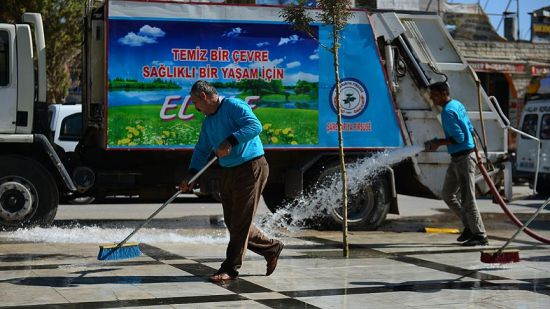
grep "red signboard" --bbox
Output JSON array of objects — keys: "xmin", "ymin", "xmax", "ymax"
[
  {"xmin": 531, "ymin": 65, "xmax": 550, "ymax": 76},
  {"xmin": 469, "ymin": 61, "xmax": 525, "ymax": 74}
]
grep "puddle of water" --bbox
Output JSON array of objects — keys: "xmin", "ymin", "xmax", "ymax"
[
  {"xmin": 3, "ymin": 225, "xmax": 228, "ymax": 244},
  {"xmin": 258, "ymin": 145, "xmax": 425, "ymax": 234},
  {"xmin": 468, "ymin": 263, "xmax": 514, "ymax": 270}
]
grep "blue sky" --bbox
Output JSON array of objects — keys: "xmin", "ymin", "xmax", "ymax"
[{"xmin": 450, "ymin": 0, "xmax": 548, "ymax": 40}]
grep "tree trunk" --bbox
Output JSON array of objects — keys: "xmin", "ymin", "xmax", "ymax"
[{"xmin": 333, "ymin": 26, "xmax": 349, "ymax": 258}]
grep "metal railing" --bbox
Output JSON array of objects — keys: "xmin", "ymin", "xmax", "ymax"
[{"xmin": 489, "ymin": 96, "xmax": 540, "ymax": 195}]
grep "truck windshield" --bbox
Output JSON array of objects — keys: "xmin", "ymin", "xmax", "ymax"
[
  {"xmin": 0, "ymin": 30, "xmax": 8, "ymax": 86},
  {"xmin": 541, "ymin": 114, "xmax": 550, "ymax": 140},
  {"xmin": 521, "ymin": 114, "xmax": 538, "ymax": 139}
]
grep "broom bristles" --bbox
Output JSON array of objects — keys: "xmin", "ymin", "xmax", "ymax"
[
  {"xmin": 480, "ymin": 249, "xmax": 520, "ymax": 264},
  {"xmin": 98, "ymin": 242, "xmax": 141, "ymax": 261}
]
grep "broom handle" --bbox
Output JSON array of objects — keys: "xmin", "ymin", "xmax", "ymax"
[
  {"xmin": 494, "ymin": 197, "xmax": 550, "ymax": 256},
  {"xmin": 116, "ymin": 156, "xmax": 218, "ymax": 247}
]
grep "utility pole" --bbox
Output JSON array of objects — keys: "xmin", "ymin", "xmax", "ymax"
[{"xmin": 517, "ymin": 0, "xmax": 520, "ymax": 40}]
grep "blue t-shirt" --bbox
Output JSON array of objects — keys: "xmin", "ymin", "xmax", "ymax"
[
  {"xmin": 441, "ymin": 99, "xmax": 475, "ymax": 155},
  {"xmin": 189, "ymin": 97, "xmax": 264, "ymax": 170}
]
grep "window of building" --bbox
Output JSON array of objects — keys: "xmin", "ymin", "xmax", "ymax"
[
  {"xmin": 0, "ymin": 31, "xmax": 9, "ymax": 86},
  {"xmin": 60, "ymin": 112, "xmax": 83, "ymax": 141},
  {"xmin": 521, "ymin": 114, "xmax": 538, "ymax": 138},
  {"xmin": 541, "ymin": 114, "xmax": 550, "ymax": 140}
]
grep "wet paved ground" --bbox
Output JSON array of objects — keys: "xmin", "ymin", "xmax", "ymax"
[{"xmin": 1, "ymin": 189, "xmax": 549, "ymax": 308}]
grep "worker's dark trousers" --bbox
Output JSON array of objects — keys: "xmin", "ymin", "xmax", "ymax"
[
  {"xmin": 219, "ymin": 156, "xmax": 281, "ymax": 276},
  {"xmin": 441, "ymin": 152, "xmax": 487, "ymax": 238}
]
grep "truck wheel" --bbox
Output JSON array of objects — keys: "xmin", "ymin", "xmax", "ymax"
[
  {"xmin": 329, "ymin": 176, "xmax": 390, "ymax": 230},
  {"xmin": 308, "ymin": 164, "xmax": 391, "ymax": 231},
  {"xmin": 0, "ymin": 156, "xmax": 59, "ymax": 230}
]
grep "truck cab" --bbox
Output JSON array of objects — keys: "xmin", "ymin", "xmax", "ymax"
[
  {"xmin": 48, "ymin": 104, "xmax": 83, "ymax": 152},
  {"xmin": 0, "ymin": 14, "xmax": 76, "ymax": 229}
]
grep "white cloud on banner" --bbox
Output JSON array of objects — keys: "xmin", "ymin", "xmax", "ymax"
[
  {"xmin": 278, "ymin": 34, "xmax": 300, "ymax": 46},
  {"xmin": 119, "ymin": 24, "xmax": 165, "ymax": 47},
  {"xmin": 118, "ymin": 32, "xmax": 156, "ymax": 47},
  {"xmin": 285, "ymin": 71, "xmax": 319, "ymax": 84},
  {"xmin": 152, "ymin": 60, "xmax": 174, "ymax": 66},
  {"xmin": 223, "ymin": 27, "xmax": 245, "ymax": 37},
  {"xmin": 286, "ymin": 61, "xmax": 301, "ymax": 69},
  {"xmin": 139, "ymin": 25, "xmax": 166, "ymax": 38},
  {"xmin": 309, "ymin": 49, "xmax": 319, "ymax": 60}
]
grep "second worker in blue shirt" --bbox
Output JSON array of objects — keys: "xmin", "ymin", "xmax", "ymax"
[{"xmin": 424, "ymin": 81, "xmax": 488, "ymax": 247}]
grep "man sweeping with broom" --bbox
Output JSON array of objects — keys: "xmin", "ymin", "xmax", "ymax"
[
  {"xmin": 424, "ymin": 82, "xmax": 489, "ymax": 247},
  {"xmin": 179, "ymin": 80, "xmax": 284, "ymax": 282}
]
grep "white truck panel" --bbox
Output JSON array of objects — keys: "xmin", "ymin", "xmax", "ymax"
[
  {"xmin": 402, "ymin": 17, "xmax": 462, "ymax": 64},
  {"xmin": 394, "ymin": 76, "xmax": 432, "ymax": 110},
  {"xmin": 109, "ymin": 0, "xmax": 369, "ymax": 24},
  {"xmin": 0, "ymin": 134, "xmax": 33, "ymax": 143},
  {"xmin": 15, "ymin": 25, "xmax": 34, "ymax": 134},
  {"xmin": 0, "ymin": 25, "xmax": 17, "ymax": 134},
  {"xmin": 22, "ymin": 13, "xmax": 46, "ymax": 104}
]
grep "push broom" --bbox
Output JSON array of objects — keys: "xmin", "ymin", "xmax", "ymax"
[
  {"xmin": 97, "ymin": 156, "xmax": 218, "ymax": 261},
  {"xmin": 480, "ymin": 196, "xmax": 549, "ymax": 264},
  {"xmin": 475, "ymin": 143, "xmax": 550, "ymax": 263}
]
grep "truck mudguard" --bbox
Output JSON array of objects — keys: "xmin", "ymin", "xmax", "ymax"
[{"xmin": 106, "ymin": 0, "xmax": 404, "ymax": 150}]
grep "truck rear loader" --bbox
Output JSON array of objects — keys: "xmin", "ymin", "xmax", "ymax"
[{"xmin": 0, "ymin": 0, "xmax": 511, "ymax": 230}]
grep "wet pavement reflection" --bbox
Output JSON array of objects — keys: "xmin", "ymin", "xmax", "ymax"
[{"xmin": 1, "ymin": 204, "xmax": 550, "ymax": 308}]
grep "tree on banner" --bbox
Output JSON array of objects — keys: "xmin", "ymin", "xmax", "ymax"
[{"xmin": 280, "ymin": 0, "xmax": 353, "ymax": 257}]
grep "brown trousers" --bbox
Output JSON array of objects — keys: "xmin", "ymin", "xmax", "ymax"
[{"xmin": 219, "ymin": 156, "xmax": 280, "ymax": 276}]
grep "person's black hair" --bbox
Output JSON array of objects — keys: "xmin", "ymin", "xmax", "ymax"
[
  {"xmin": 191, "ymin": 80, "xmax": 218, "ymax": 96},
  {"xmin": 428, "ymin": 81, "xmax": 450, "ymax": 95}
]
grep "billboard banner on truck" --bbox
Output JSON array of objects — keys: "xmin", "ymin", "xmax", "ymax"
[{"xmin": 106, "ymin": 0, "xmax": 404, "ymax": 149}]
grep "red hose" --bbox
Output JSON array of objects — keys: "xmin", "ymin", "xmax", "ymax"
[{"xmin": 475, "ymin": 148, "xmax": 550, "ymax": 244}]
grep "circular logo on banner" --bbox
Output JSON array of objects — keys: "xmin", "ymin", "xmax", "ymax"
[{"xmin": 329, "ymin": 78, "xmax": 369, "ymax": 119}]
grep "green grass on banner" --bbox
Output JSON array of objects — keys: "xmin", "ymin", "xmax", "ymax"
[{"xmin": 107, "ymin": 105, "xmax": 318, "ymax": 147}]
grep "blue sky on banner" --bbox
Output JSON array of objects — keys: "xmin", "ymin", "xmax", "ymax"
[{"xmin": 109, "ymin": 19, "xmax": 320, "ymax": 86}]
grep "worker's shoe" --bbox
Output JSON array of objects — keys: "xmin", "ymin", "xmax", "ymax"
[
  {"xmin": 209, "ymin": 271, "xmax": 236, "ymax": 282},
  {"xmin": 456, "ymin": 228, "xmax": 472, "ymax": 242},
  {"xmin": 266, "ymin": 242, "xmax": 284, "ymax": 276},
  {"xmin": 461, "ymin": 236, "xmax": 489, "ymax": 247}
]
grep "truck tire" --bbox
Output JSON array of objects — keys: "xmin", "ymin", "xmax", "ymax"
[
  {"xmin": 0, "ymin": 156, "xmax": 59, "ymax": 230},
  {"xmin": 308, "ymin": 163, "xmax": 391, "ymax": 231}
]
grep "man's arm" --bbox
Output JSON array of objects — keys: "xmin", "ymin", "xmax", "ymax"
[
  {"xmin": 424, "ymin": 137, "xmax": 456, "ymax": 151},
  {"xmin": 225, "ymin": 100, "xmax": 262, "ymax": 146}
]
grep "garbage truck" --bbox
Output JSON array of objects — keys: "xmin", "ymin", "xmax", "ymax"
[{"xmin": 0, "ymin": 0, "xmax": 511, "ymax": 230}]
